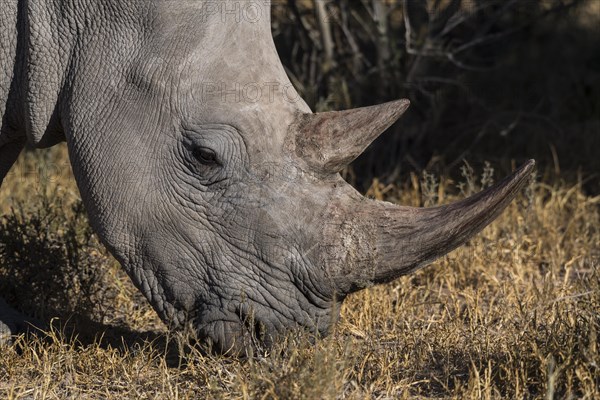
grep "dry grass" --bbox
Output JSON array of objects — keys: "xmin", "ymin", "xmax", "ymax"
[{"xmin": 1, "ymin": 145, "xmax": 599, "ymax": 399}]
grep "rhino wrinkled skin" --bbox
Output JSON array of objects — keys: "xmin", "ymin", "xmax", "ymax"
[{"xmin": 0, "ymin": 1, "xmax": 534, "ymax": 353}]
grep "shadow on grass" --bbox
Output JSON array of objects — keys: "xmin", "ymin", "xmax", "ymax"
[{"xmin": 0, "ymin": 198, "xmax": 194, "ymax": 367}]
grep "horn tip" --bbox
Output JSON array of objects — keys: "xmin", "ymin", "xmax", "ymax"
[
  {"xmin": 521, "ymin": 159, "xmax": 536, "ymax": 174},
  {"xmin": 380, "ymin": 98, "xmax": 410, "ymax": 118},
  {"xmin": 394, "ymin": 98, "xmax": 411, "ymax": 111},
  {"xmin": 506, "ymin": 159, "xmax": 536, "ymax": 189}
]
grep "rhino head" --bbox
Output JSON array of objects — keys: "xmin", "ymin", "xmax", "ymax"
[{"xmin": 21, "ymin": 1, "xmax": 533, "ymax": 353}]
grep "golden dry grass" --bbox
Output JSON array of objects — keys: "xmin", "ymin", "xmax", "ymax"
[{"xmin": 1, "ymin": 145, "xmax": 599, "ymax": 399}]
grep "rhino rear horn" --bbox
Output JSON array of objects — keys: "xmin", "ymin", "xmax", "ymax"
[{"xmin": 294, "ymin": 99, "xmax": 410, "ymax": 174}]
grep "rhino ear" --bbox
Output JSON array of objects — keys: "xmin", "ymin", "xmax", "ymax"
[{"xmin": 294, "ymin": 99, "xmax": 410, "ymax": 174}]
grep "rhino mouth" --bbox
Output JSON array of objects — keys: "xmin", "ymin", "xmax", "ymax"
[{"xmin": 190, "ymin": 308, "xmax": 274, "ymax": 355}]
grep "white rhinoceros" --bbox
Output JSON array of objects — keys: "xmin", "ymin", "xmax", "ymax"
[{"xmin": 0, "ymin": 1, "xmax": 534, "ymax": 353}]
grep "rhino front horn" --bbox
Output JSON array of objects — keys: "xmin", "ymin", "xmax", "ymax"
[
  {"xmin": 326, "ymin": 160, "xmax": 536, "ymax": 296},
  {"xmin": 294, "ymin": 99, "xmax": 410, "ymax": 174}
]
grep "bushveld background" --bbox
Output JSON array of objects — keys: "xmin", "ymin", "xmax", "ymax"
[{"xmin": 1, "ymin": 0, "xmax": 599, "ymax": 398}]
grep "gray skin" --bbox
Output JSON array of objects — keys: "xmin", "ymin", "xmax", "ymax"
[{"xmin": 0, "ymin": 1, "xmax": 535, "ymax": 353}]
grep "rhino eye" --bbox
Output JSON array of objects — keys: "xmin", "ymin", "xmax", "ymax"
[{"xmin": 192, "ymin": 147, "xmax": 219, "ymax": 166}]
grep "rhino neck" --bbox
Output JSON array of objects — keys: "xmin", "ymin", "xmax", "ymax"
[
  {"xmin": 10, "ymin": 1, "xmax": 149, "ymax": 148},
  {"xmin": 8, "ymin": 1, "xmax": 72, "ymax": 148}
]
